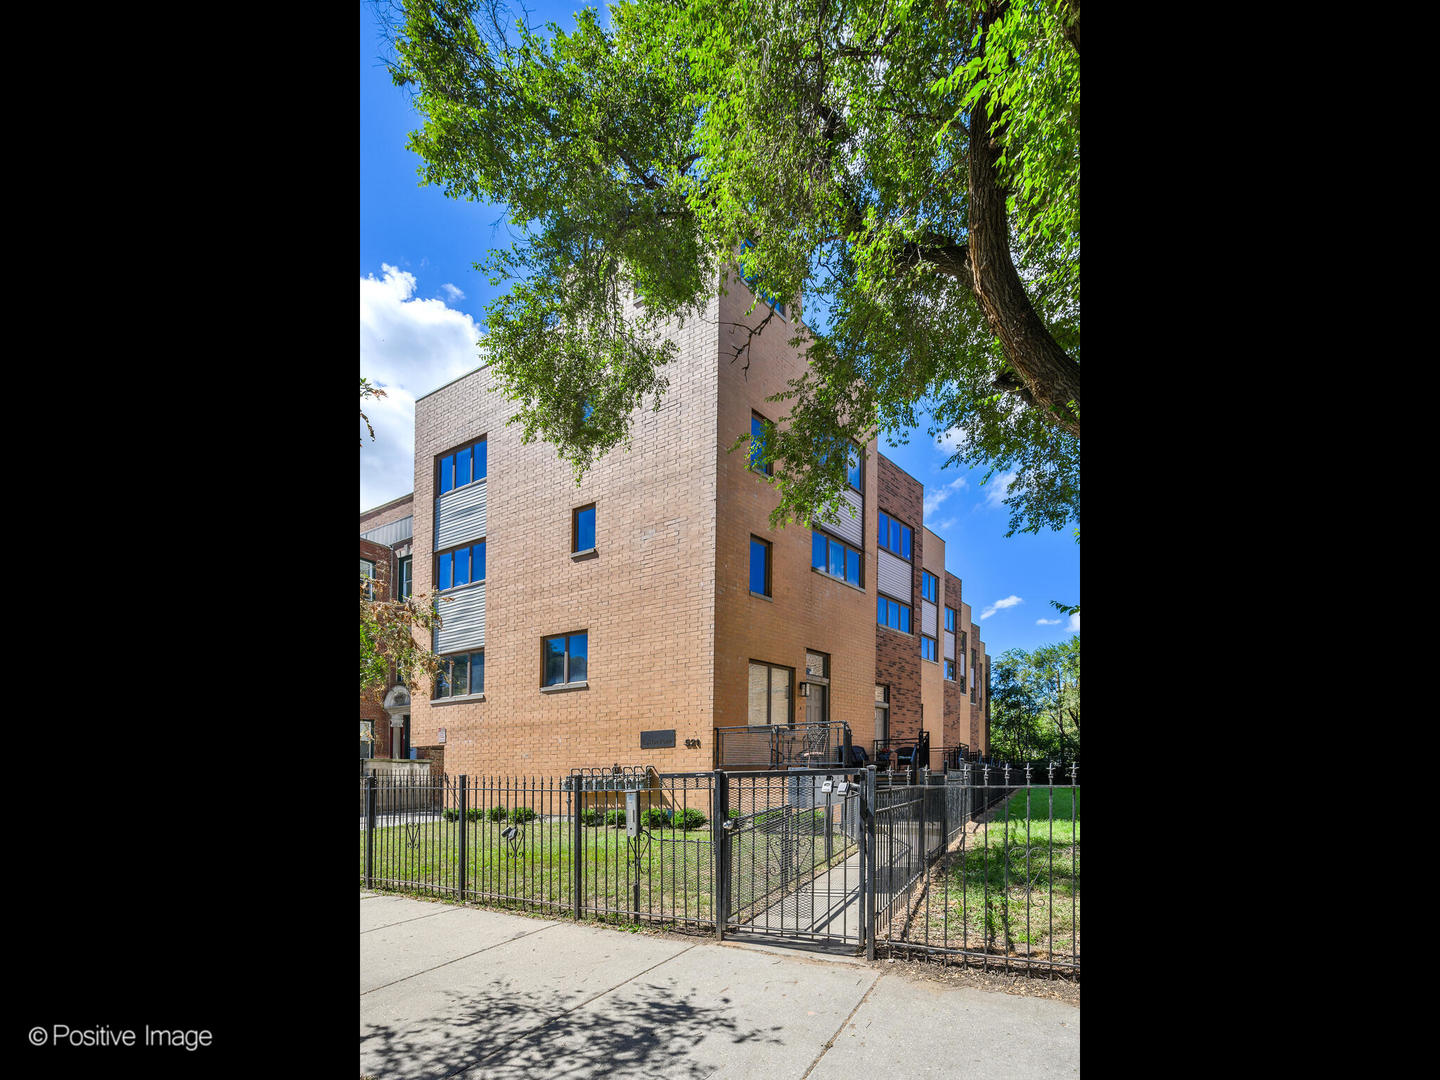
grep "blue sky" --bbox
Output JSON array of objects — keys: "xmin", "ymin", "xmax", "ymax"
[{"xmin": 359, "ymin": 1, "xmax": 1078, "ymax": 659}]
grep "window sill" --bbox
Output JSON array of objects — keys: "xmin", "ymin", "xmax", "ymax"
[
  {"xmin": 810, "ymin": 566, "xmax": 866, "ymax": 594},
  {"xmin": 749, "ymin": 590, "xmax": 773, "ymax": 603},
  {"xmin": 437, "ymin": 578, "xmax": 486, "ymax": 596},
  {"xmin": 432, "ymin": 693, "xmax": 485, "ymax": 706},
  {"xmin": 922, "ymin": 658, "xmax": 940, "ymax": 666},
  {"xmin": 571, "ymin": 548, "xmax": 598, "ymax": 561},
  {"xmin": 540, "ymin": 681, "xmax": 589, "ymax": 694},
  {"xmin": 878, "ymin": 624, "xmax": 914, "ymax": 638}
]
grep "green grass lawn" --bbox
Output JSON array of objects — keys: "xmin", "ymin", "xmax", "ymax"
[
  {"xmin": 907, "ymin": 785, "xmax": 1079, "ymax": 960},
  {"xmin": 361, "ymin": 815, "xmax": 856, "ymax": 925}
]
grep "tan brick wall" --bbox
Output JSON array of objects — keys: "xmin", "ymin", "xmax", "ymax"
[
  {"xmin": 408, "ymin": 298, "xmax": 721, "ymax": 779},
  {"xmin": 712, "ymin": 284, "xmax": 876, "ymax": 754},
  {"xmin": 943, "ymin": 572, "xmax": 965, "ymax": 753},
  {"xmin": 920, "ymin": 527, "xmax": 945, "ymax": 748},
  {"xmin": 875, "ymin": 455, "xmax": 921, "ymax": 746}
]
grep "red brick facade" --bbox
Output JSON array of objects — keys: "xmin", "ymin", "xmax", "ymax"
[{"xmin": 874, "ymin": 455, "xmax": 922, "ymax": 746}]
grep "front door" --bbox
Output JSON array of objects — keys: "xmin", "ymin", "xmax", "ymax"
[{"xmin": 805, "ymin": 684, "xmax": 827, "ymax": 726}]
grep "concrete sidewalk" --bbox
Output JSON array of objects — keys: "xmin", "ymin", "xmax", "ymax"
[{"xmin": 360, "ymin": 892, "xmax": 1078, "ymax": 1080}]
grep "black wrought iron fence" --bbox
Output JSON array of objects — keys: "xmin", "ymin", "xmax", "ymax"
[{"xmin": 358, "ymin": 760, "xmax": 1079, "ymax": 976}]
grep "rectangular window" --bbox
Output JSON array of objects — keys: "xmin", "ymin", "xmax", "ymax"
[
  {"xmin": 573, "ymin": 504, "xmax": 596, "ymax": 553},
  {"xmin": 959, "ymin": 631, "xmax": 967, "ymax": 690},
  {"xmin": 921, "ymin": 635, "xmax": 938, "ymax": 662},
  {"xmin": 360, "ymin": 558, "xmax": 376, "ymax": 600},
  {"xmin": 750, "ymin": 536, "xmax": 772, "ymax": 596},
  {"xmin": 945, "ymin": 606, "xmax": 957, "ymax": 633},
  {"xmin": 436, "ymin": 542, "xmax": 486, "ymax": 591},
  {"xmin": 434, "ymin": 651, "xmax": 485, "ymax": 699},
  {"xmin": 397, "ymin": 556, "xmax": 413, "ymax": 601},
  {"xmin": 877, "ymin": 510, "xmax": 913, "ymax": 559},
  {"xmin": 922, "ymin": 571, "xmax": 938, "ymax": 603},
  {"xmin": 750, "ymin": 412, "xmax": 773, "ymax": 475},
  {"xmin": 944, "ymin": 659, "xmax": 956, "ymax": 681},
  {"xmin": 847, "ymin": 447, "xmax": 863, "ymax": 493},
  {"xmin": 360, "ymin": 719, "xmax": 374, "ymax": 759},
  {"xmin": 877, "ymin": 595, "xmax": 912, "ymax": 633},
  {"xmin": 437, "ymin": 438, "xmax": 488, "ymax": 495},
  {"xmin": 747, "ymin": 660, "xmax": 793, "ymax": 725},
  {"xmin": 542, "ymin": 632, "xmax": 588, "ymax": 686},
  {"xmin": 971, "ymin": 649, "xmax": 978, "ymax": 701},
  {"xmin": 811, "ymin": 529, "xmax": 861, "ymax": 587},
  {"xmin": 874, "ymin": 685, "xmax": 889, "ymax": 743},
  {"xmin": 738, "ymin": 239, "xmax": 787, "ymax": 319}
]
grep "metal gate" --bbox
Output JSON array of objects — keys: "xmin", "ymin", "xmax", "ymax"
[{"xmin": 715, "ymin": 768, "xmax": 867, "ymax": 946}]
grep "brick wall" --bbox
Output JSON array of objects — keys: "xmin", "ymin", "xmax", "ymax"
[
  {"xmin": 875, "ymin": 455, "xmax": 921, "ymax": 744},
  {"xmin": 712, "ymin": 283, "xmax": 877, "ymax": 751},
  {"xmin": 943, "ymin": 571, "xmax": 964, "ymax": 752},
  {"xmin": 408, "ymin": 298, "xmax": 721, "ymax": 778}
]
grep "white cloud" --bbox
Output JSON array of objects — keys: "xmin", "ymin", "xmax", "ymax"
[
  {"xmin": 1036, "ymin": 618, "xmax": 1062, "ymax": 625},
  {"xmin": 1067, "ymin": 612, "xmax": 1079, "ymax": 633},
  {"xmin": 980, "ymin": 594, "xmax": 1023, "ymax": 620},
  {"xmin": 923, "ymin": 474, "xmax": 969, "ymax": 518},
  {"xmin": 934, "ymin": 517, "xmax": 957, "ymax": 534},
  {"xmin": 935, "ymin": 426, "xmax": 969, "ymax": 456},
  {"xmin": 981, "ymin": 469, "xmax": 1019, "ymax": 510},
  {"xmin": 440, "ymin": 282, "xmax": 466, "ymax": 302},
  {"xmin": 360, "ymin": 263, "xmax": 485, "ymax": 511}
]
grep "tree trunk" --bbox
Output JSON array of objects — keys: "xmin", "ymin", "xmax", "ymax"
[{"xmin": 967, "ymin": 10, "xmax": 1081, "ymax": 437}]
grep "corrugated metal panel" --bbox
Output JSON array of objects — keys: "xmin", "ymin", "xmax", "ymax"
[
  {"xmin": 832, "ymin": 488, "xmax": 863, "ymax": 547},
  {"xmin": 921, "ymin": 601, "xmax": 937, "ymax": 636},
  {"xmin": 944, "ymin": 631, "xmax": 956, "ymax": 660},
  {"xmin": 877, "ymin": 550, "xmax": 911, "ymax": 602},
  {"xmin": 435, "ymin": 481, "xmax": 487, "ymax": 551},
  {"xmin": 360, "ymin": 516, "xmax": 413, "ymax": 546},
  {"xmin": 434, "ymin": 583, "xmax": 485, "ymax": 653}
]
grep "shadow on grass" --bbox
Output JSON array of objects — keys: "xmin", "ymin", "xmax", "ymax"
[{"xmin": 360, "ymin": 974, "xmax": 784, "ymax": 1080}]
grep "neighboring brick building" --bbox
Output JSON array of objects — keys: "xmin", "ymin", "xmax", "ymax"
[
  {"xmin": 396, "ymin": 276, "xmax": 989, "ymax": 777},
  {"xmin": 360, "ymin": 494, "xmax": 415, "ymax": 761}
]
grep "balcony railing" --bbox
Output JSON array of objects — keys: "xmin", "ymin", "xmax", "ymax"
[{"xmin": 713, "ymin": 721, "xmax": 853, "ymax": 771}]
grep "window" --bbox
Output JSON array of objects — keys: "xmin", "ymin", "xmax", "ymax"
[
  {"xmin": 959, "ymin": 631, "xmax": 967, "ymax": 690},
  {"xmin": 877, "ymin": 594, "xmax": 912, "ymax": 633},
  {"xmin": 945, "ymin": 606, "xmax": 957, "ymax": 633},
  {"xmin": 437, "ymin": 541, "xmax": 486, "ymax": 591},
  {"xmin": 747, "ymin": 661, "xmax": 792, "ymax": 725},
  {"xmin": 805, "ymin": 650, "xmax": 829, "ymax": 680},
  {"xmin": 360, "ymin": 719, "xmax": 374, "ymax": 759},
  {"xmin": 922, "ymin": 571, "xmax": 938, "ymax": 603},
  {"xmin": 397, "ymin": 556, "xmax": 413, "ymax": 601},
  {"xmin": 750, "ymin": 413, "xmax": 773, "ymax": 475},
  {"xmin": 921, "ymin": 635, "xmax": 938, "ymax": 662},
  {"xmin": 573, "ymin": 504, "xmax": 596, "ymax": 553},
  {"xmin": 437, "ymin": 438, "xmax": 488, "ymax": 495},
  {"xmin": 847, "ymin": 447, "xmax": 863, "ymax": 493},
  {"xmin": 750, "ymin": 536, "xmax": 772, "ymax": 596},
  {"xmin": 874, "ymin": 685, "xmax": 889, "ymax": 742},
  {"xmin": 543, "ymin": 632, "xmax": 588, "ymax": 686},
  {"xmin": 877, "ymin": 510, "xmax": 913, "ymax": 559},
  {"xmin": 971, "ymin": 649, "xmax": 978, "ymax": 701},
  {"xmin": 360, "ymin": 558, "xmax": 376, "ymax": 600},
  {"xmin": 434, "ymin": 651, "xmax": 484, "ymax": 699},
  {"xmin": 944, "ymin": 659, "xmax": 956, "ymax": 681},
  {"xmin": 812, "ymin": 530, "xmax": 861, "ymax": 587}
]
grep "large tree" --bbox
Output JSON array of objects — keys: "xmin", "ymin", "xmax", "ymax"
[
  {"xmin": 986, "ymin": 634, "xmax": 1079, "ymax": 763},
  {"xmin": 382, "ymin": 0, "xmax": 1079, "ymax": 535}
]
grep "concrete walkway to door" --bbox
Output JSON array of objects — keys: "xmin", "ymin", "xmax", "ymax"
[{"xmin": 361, "ymin": 891, "xmax": 1078, "ymax": 1080}]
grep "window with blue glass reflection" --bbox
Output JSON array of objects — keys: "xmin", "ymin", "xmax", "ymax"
[
  {"xmin": 750, "ymin": 413, "xmax": 772, "ymax": 475},
  {"xmin": 811, "ymin": 530, "xmax": 861, "ymax": 587},
  {"xmin": 847, "ymin": 447, "xmax": 862, "ymax": 492},
  {"xmin": 574, "ymin": 505, "xmax": 596, "ymax": 552},
  {"xmin": 438, "ymin": 438, "xmax": 488, "ymax": 495},
  {"xmin": 877, "ymin": 510, "xmax": 913, "ymax": 560},
  {"xmin": 750, "ymin": 536, "xmax": 771, "ymax": 596},
  {"xmin": 877, "ymin": 595, "xmax": 912, "ymax": 632},
  {"xmin": 543, "ymin": 631, "xmax": 588, "ymax": 686},
  {"xmin": 437, "ymin": 542, "xmax": 486, "ymax": 590}
]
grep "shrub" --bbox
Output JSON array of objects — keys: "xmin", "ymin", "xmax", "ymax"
[
  {"xmin": 604, "ymin": 809, "xmax": 626, "ymax": 827},
  {"xmin": 580, "ymin": 809, "xmax": 604, "ymax": 827},
  {"xmin": 674, "ymin": 808, "xmax": 707, "ymax": 830},
  {"xmin": 486, "ymin": 806, "xmax": 508, "ymax": 823},
  {"xmin": 643, "ymin": 807, "xmax": 672, "ymax": 828},
  {"xmin": 442, "ymin": 808, "xmax": 460, "ymax": 823},
  {"xmin": 466, "ymin": 807, "xmax": 485, "ymax": 823},
  {"xmin": 510, "ymin": 807, "xmax": 537, "ymax": 824}
]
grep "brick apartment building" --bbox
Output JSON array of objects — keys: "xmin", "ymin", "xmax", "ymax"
[
  {"xmin": 360, "ymin": 494, "xmax": 416, "ymax": 761},
  {"xmin": 361, "ymin": 277, "xmax": 988, "ymax": 774}
]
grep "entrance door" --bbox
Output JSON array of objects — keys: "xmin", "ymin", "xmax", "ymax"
[{"xmin": 805, "ymin": 684, "xmax": 827, "ymax": 726}]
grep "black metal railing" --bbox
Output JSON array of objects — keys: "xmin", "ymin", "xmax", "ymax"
[
  {"xmin": 713, "ymin": 721, "xmax": 852, "ymax": 770},
  {"xmin": 358, "ymin": 758, "xmax": 1079, "ymax": 976}
]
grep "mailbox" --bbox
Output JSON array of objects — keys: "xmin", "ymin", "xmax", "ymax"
[{"xmin": 625, "ymin": 790, "xmax": 639, "ymax": 838}]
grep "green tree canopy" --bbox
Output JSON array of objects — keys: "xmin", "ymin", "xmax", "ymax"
[
  {"xmin": 383, "ymin": 0, "xmax": 1079, "ymax": 535},
  {"xmin": 986, "ymin": 634, "xmax": 1078, "ymax": 763}
]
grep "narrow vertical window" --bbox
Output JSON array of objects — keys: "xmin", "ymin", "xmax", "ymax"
[
  {"xmin": 750, "ymin": 413, "xmax": 773, "ymax": 475},
  {"xmin": 573, "ymin": 504, "xmax": 596, "ymax": 553},
  {"xmin": 750, "ymin": 536, "xmax": 772, "ymax": 596}
]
